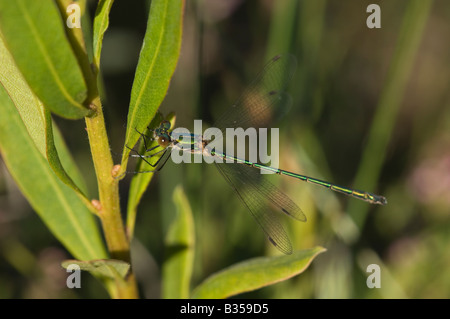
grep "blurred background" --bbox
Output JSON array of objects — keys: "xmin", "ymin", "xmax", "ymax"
[{"xmin": 1, "ymin": 0, "xmax": 449, "ymax": 298}]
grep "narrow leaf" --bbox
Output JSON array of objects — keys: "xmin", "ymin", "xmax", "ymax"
[
  {"xmin": 119, "ymin": 0, "xmax": 184, "ymax": 175},
  {"xmin": 0, "ymin": 84, "xmax": 106, "ymax": 261},
  {"xmin": 191, "ymin": 247, "xmax": 326, "ymax": 299},
  {"xmin": 0, "ymin": 33, "xmax": 46, "ymax": 156},
  {"xmin": 52, "ymin": 123, "xmax": 89, "ymax": 196},
  {"xmin": 162, "ymin": 185, "xmax": 195, "ymax": 299},
  {"xmin": 126, "ymin": 112, "xmax": 176, "ymax": 238},
  {"xmin": 0, "ymin": 1, "xmax": 90, "ymax": 119},
  {"xmin": 92, "ymin": 0, "xmax": 115, "ymax": 70},
  {"xmin": 61, "ymin": 259, "xmax": 130, "ymax": 280},
  {"xmin": 0, "ymin": 35, "xmax": 92, "ymax": 209}
]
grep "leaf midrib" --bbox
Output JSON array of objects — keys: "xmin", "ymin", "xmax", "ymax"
[
  {"xmin": 93, "ymin": 0, "xmax": 114, "ymax": 64},
  {"xmin": 126, "ymin": 0, "xmax": 169, "ymax": 142},
  {"xmin": 17, "ymin": 0, "xmax": 84, "ymax": 109}
]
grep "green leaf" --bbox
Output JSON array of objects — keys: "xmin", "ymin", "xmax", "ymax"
[
  {"xmin": 53, "ymin": 123, "xmax": 89, "ymax": 196},
  {"xmin": 191, "ymin": 247, "xmax": 326, "ymax": 299},
  {"xmin": 162, "ymin": 185, "xmax": 195, "ymax": 299},
  {"xmin": 0, "ymin": 35, "xmax": 93, "ymax": 211},
  {"xmin": 0, "ymin": 33, "xmax": 45, "ymax": 156},
  {"xmin": 126, "ymin": 112, "xmax": 176, "ymax": 238},
  {"xmin": 265, "ymin": 0, "xmax": 298, "ymax": 60},
  {"xmin": 120, "ymin": 0, "xmax": 184, "ymax": 175},
  {"xmin": 61, "ymin": 259, "xmax": 130, "ymax": 280},
  {"xmin": 0, "ymin": 0, "xmax": 91, "ymax": 119},
  {"xmin": 46, "ymin": 113, "xmax": 97, "ymax": 213},
  {"xmin": 92, "ymin": 0, "xmax": 115, "ymax": 70},
  {"xmin": 0, "ymin": 83, "xmax": 107, "ymax": 261}
]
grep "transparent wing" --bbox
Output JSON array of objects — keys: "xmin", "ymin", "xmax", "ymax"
[
  {"xmin": 215, "ymin": 162, "xmax": 306, "ymax": 255},
  {"xmin": 214, "ymin": 54, "xmax": 297, "ymax": 132}
]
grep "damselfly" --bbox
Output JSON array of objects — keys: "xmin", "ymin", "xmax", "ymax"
[{"xmin": 129, "ymin": 54, "xmax": 387, "ymax": 254}]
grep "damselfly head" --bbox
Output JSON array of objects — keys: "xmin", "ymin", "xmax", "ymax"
[
  {"xmin": 154, "ymin": 120, "xmax": 171, "ymax": 134},
  {"xmin": 155, "ymin": 122, "xmax": 172, "ymax": 148}
]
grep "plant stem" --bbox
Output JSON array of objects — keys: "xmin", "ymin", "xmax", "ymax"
[
  {"xmin": 55, "ymin": 0, "xmax": 138, "ymax": 298},
  {"xmin": 85, "ymin": 97, "xmax": 138, "ymax": 298}
]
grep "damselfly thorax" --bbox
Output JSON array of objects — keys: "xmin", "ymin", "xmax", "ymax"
[{"xmin": 155, "ymin": 120, "xmax": 214, "ymax": 157}]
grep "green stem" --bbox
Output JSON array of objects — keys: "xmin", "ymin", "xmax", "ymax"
[
  {"xmin": 85, "ymin": 97, "xmax": 138, "ymax": 298},
  {"xmin": 55, "ymin": 0, "xmax": 138, "ymax": 297}
]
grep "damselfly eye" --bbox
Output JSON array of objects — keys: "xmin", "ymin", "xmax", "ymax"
[{"xmin": 157, "ymin": 135, "xmax": 170, "ymax": 148}]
